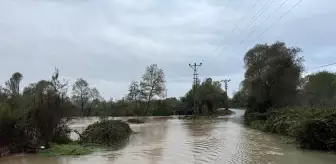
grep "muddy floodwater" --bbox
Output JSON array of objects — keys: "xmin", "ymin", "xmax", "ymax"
[{"xmin": 1, "ymin": 109, "xmax": 336, "ymax": 164}]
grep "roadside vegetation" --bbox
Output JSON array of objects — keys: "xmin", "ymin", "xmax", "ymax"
[{"xmin": 231, "ymin": 41, "xmax": 336, "ymax": 151}]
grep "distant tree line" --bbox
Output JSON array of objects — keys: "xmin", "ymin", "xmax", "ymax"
[{"xmin": 0, "ymin": 62, "xmax": 231, "ymax": 156}]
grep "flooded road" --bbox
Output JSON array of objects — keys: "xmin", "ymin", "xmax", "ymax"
[{"xmin": 1, "ymin": 109, "xmax": 336, "ymax": 164}]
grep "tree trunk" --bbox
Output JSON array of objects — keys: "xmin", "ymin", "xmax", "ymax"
[{"xmin": 145, "ymin": 87, "xmax": 154, "ymax": 116}]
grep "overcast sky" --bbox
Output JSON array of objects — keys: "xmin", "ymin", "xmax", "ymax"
[{"xmin": 0, "ymin": 0, "xmax": 335, "ymax": 99}]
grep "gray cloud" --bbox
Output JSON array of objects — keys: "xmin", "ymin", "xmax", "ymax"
[{"xmin": 0, "ymin": 0, "xmax": 335, "ymax": 99}]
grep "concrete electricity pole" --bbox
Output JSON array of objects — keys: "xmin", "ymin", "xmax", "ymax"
[
  {"xmin": 221, "ymin": 79, "xmax": 231, "ymax": 92},
  {"xmin": 221, "ymin": 79, "xmax": 230, "ymax": 110},
  {"xmin": 189, "ymin": 63, "xmax": 202, "ymax": 116}
]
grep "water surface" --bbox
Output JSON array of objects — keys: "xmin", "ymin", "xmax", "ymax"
[{"xmin": 1, "ymin": 109, "xmax": 335, "ymax": 164}]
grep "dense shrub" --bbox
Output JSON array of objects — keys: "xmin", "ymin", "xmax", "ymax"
[
  {"xmin": 0, "ymin": 105, "xmax": 26, "ymax": 151},
  {"xmin": 244, "ymin": 112, "xmax": 269, "ymax": 125},
  {"xmin": 51, "ymin": 124, "xmax": 72, "ymax": 144},
  {"xmin": 81, "ymin": 120, "xmax": 132, "ymax": 145},
  {"xmin": 295, "ymin": 114, "xmax": 336, "ymax": 150},
  {"xmin": 247, "ymin": 107, "xmax": 336, "ymax": 151}
]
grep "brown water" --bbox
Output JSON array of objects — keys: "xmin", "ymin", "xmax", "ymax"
[{"xmin": 1, "ymin": 109, "xmax": 336, "ymax": 164}]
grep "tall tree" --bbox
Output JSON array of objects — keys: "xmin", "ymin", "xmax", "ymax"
[
  {"xmin": 183, "ymin": 78, "xmax": 227, "ymax": 114},
  {"xmin": 87, "ymin": 87, "xmax": 102, "ymax": 115},
  {"xmin": 140, "ymin": 64, "xmax": 166, "ymax": 115},
  {"xmin": 72, "ymin": 78, "xmax": 91, "ymax": 114},
  {"xmin": 71, "ymin": 78, "xmax": 101, "ymax": 115},
  {"xmin": 243, "ymin": 41, "xmax": 304, "ymax": 113},
  {"xmin": 127, "ymin": 81, "xmax": 140, "ymax": 102},
  {"xmin": 302, "ymin": 71, "xmax": 336, "ymax": 106},
  {"xmin": 50, "ymin": 68, "xmax": 69, "ymax": 101},
  {"xmin": 5, "ymin": 72, "xmax": 23, "ymax": 96}
]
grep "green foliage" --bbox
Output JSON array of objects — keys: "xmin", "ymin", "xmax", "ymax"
[
  {"xmin": 0, "ymin": 70, "xmax": 74, "ymax": 154},
  {"xmin": 126, "ymin": 81, "xmax": 141, "ymax": 102},
  {"xmin": 229, "ymin": 89, "xmax": 247, "ymax": 108},
  {"xmin": 241, "ymin": 45, "xmax": 336, "ymax": 151},
  {"xmin": 39, "ymin": 144, "xmax": 93, "ymax": 156},
  {"xmin": 0, "ymin": 104, "xmax": 25, "ymax": 148},
  {"xmin": 182, "ymin": 78, "xmax": 228, "ymax": 114},
  {"xmin": 5, "ymin": 72, "xmax": 23, "ymax": 96},
  {"xmin": 243, "ymin": 41, "xmax": 304, "ymax": 113},
  {"xmin": 81, "ymin": 120, "xmax": 132, "ymax": 145},
  {"xmin": 72, "ymin": 78, "xmax": 102, "ymax": 116},
  {"xmin": 246, "ymin": 107, "xmax": 336, "ymax": 151},
  {"xmin": 301, "ymin": 71, "xmax": 336, "ymax": 107},
  {"xmin": 51, "ymin": 124, "xmax": 73, "ymax": 144},
  {"xmin": 250, "ymin": 120, "xmax": 266, "ymax": 131},
  {"xmin": 295, "ymin": 114, "xmax": 336, "ymax": 150}
]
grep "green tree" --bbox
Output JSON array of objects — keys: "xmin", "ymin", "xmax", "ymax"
[
  {"xmin": 126, "ymin": 81, "xmax": 141, "ymax": 102},
  {"xmin": 72, "ymin": 78, "xmax": 90, "ymax": 114},
  {"xmin": 182, "ymin": 78, "xmax": 227, "ymax": 114},
  {"xmin": 5, "ymin": 72, "xmax": 23, "ymax": 96},
  {"xmin": 230, "ymin": 90, "xmax": 247, "ymax": 108},
  {"xmin": 87, "ymin": 88, "xmax": 102, "ymax": 115},
  {"xmin": 140, "ymin": 64, "xmax": 166, "ymax": 115},
  {"xmin": 71, "ymin": 78, "xmax": 100, "ymax": 115},
  {"xmin": 243, "ymin": 41, "xmax": 304, "ymax": 114},
  {"xmin": 302, "ymin": 71, "xmax": 336, "ymax": 106}
]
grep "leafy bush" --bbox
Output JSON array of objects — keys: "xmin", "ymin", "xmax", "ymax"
[
  {"xmin": 126, "ymin": 119, "xmax": 144, "ymax": 124},
  {"xmin": 0, "ymin": 105, "xmax": 26, "ymax": 149},
  {"xmin": 81, "ymin": 120, "xmax": 132, "ymax": 145},
  {"xmin": 247, "ymin": 107, "xmax": 336, "ymax": 151},
  {"xmin": 295, "ymin": 114, "xmax": 336, "ymax": 150},
  {"xmin": 250, "ymin": 120, "xmax": 266, "ymax": 131},
  {"xmin": 51, "ymin": 124, "xmax": 72, "ymax": 144},
  {"xmin": 244, "ymin": 112, "xmax": 269, "ymax": 125}
]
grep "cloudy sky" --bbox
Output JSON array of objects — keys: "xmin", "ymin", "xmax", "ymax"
[{"xmin": 0, "ymin": 0, "xmax": 335, "ymax": 99}]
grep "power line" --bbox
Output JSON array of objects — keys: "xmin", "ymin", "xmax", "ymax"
[
  {"xmin": 205, "ymin": 0, "xmax": 283, "ymax": 68},
  {"xmin": 309, "ymin": 62, "xmax": 336, "ymax": 70},
  {"xmin": 259, "ymin": 0, "xmax": 303, "ymax": 37},
  {"xmin": 220, "ymin": 0, "xmax": 303, "ymax": 61},
  {"xmin": 225, "ymin": 0, "xmax": 275, "ymax": 45},
  {"xmin": 239, "ymin": 0, "xmax": 290, "ymax": 44},
  {"xmin": 203, "ymin": 0, "xmax": 262, "ymax": 67}
]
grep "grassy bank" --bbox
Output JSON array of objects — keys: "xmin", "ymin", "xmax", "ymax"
[
  {"xmin": 245, "ymin": 107, "xmax": 336, "ymax": 151},
  {"xmin": 39, "ymin": 144, "xmax": 93, "ymax": 156}
]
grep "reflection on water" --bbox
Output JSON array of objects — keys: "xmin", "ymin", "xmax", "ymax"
[{"xmin": 1, "ymin": 109, "xmax": 336, "ymax": 164}]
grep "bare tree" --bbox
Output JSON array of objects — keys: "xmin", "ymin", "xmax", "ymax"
[
  {"xmin": 72, "ymin": 78, "xmax": 91, "ymax": 115},
  {"xmin": 140, "ymin": 64, "xmax": 166, "ymax": 115},
  {"xmin": 87, "ymin": 87, "xmax": 102, "ymax": 115},
  {"xmin": 71, "ymin": 78, "xmax": 101, "ymax": 115}
]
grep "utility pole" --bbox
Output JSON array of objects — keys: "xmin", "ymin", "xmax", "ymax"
[
  {"xmin": 189, "ymin": 63, "xmax": 202, "ymax": 116},
  {"xmin": 221, "ymin": 79, "xmax": 230, "ymax": 110},
  {"xmin": 221, "ymin": 79, "xmax": 231, "ymax": 92}
]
